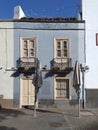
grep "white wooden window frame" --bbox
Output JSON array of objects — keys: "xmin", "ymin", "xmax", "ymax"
[
  {"xmin": 54, "ymin": 77, "xmax": 71, "ymax": 100},
  {"xmin": 20, "ymin": 37, "xmax": 36, "ymax": 58},
  {"xmin": 54, "ymin": 38, "xmax": 70, "ymax": 59}
]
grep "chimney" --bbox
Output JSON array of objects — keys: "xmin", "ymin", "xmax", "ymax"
[
  {"xmin": 78, "ymin": 12, "xmax": 82, "ymax": 20},
  {"xmin": 13, "ymin": 6, "xmax": 26, "ymax": 19}
]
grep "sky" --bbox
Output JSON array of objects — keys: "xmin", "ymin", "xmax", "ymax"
[{"xmin": 0, "ymin": 0, "xmax": 81, "ymax": 19}]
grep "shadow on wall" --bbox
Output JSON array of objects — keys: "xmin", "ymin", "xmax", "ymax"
[
  {"xmin": 43, "ymin": 59, "xmax": 73, "ymax": 79},
  {"xmin": 44, "ymin": 72, "xmax": 54, "ymax": 79},
  {"xmin": 11, "ymin": 59, "xmax": 34, "ymax": 78},
  {"xmin": 11, "ymin": 71, "xmax": 33, "ymax": 78},
  {"xmin": 44, "ymin": 71, "xmax": 68, "ymax": 79},
  {"xmin": 11, "ymin": 71, "xmax": 20, "ymax": 77}
]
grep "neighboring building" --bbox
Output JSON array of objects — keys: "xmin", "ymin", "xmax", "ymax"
[
  {"xmin": 0, "ymin": 18, "xmax": 85, "ymax": 108},
  {"xmin": 82, "ymin": 0, "xmax": 98, "ymax": 108}
]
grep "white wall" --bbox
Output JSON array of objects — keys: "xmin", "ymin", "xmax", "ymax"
[
  {"xmin": 0, "ymin": 22, "xmax": 14, "ymax": 98},
  {"xmin": 82, "ymin": 0, "xmax": 98, "ymax": 88}
]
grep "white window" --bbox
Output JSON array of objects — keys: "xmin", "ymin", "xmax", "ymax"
[
  {"xmin": 21, "ymin": 38, "xmax": 36, "ymax": 58},
  {"xmin": 54, "ymin": 39, "xmax": 69, "ymax": 58},
  {"xmin": 55, "ymin": 78, "xmax": 69, "ymax": 99}
]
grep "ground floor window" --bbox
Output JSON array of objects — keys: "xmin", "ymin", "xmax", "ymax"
[{"xmin": 55, "ymin": 78, "xmax": 69, "ymax": 99}]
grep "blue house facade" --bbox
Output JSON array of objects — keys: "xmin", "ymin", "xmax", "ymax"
[{"xmin": 0, "ymin": 19, "xmax": 85, "ymax": 108}]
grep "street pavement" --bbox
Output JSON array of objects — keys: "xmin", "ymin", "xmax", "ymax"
[{"xmin": 0, "ymin": 107, "xmax": 98, "ymax": 130}]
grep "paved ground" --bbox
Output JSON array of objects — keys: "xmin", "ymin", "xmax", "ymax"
[
  {"xmin": 67, "ymin": 109, "xmax": 98, "ymax": 130},
  {"xmin": 0, "ymin": 107, "xmax": 98, "ymax": 130}
]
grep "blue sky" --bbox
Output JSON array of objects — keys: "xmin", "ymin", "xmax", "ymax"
[{"xmin": 0, "ymin": 0, "xmax": 81, "ymax": 19}]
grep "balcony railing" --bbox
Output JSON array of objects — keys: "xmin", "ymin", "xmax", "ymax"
[
  {"xmin": 17, "ymin": 57, "xmax": 38, "ymax": 72},
  {"xmin": 51, "ymin": 58, "xmax": 73, "ymax": 73}
]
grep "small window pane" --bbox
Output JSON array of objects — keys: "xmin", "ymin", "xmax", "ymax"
[
  {"xmin": 57, "ymin": 41, "xmax": 61, "ymax": 49},
  {"xmin": 30, "ymin": 40, "xmax": 35, "ymax": 48},
  {"xmin": 24, "ymin": 40, "xmax": 28, "ymax": 48},
  {"xmin": 57, "ymin": 81, "xmax": 60, "ymax": 89},
  {"xmin": 57, "ymin": 90, "xmax": 60, "ymax": 97},
  {"xmin": 63, "ymin": 50, "xmax": 67, "ymax": 57},
  {"xmin": 63, "ymin": 41, "xmax": 67, "ymax": 49},
  {"xmin": 30, "ymin": 49, "xmax": 34, "ymax": 57},
  {"xmin": 57, "ymin": 50, "xmax": 61, "ymax": 57},
  {"xmin": 61, "ymin": 90, "xmax": 65, "ymax": 97},
  {"xmin": 24, "ymin": 49, "xmax": 28, "ymax": 57},
  {"xmin": 61, "ymin": 82, "xmax": 66, "ymax": 90}
]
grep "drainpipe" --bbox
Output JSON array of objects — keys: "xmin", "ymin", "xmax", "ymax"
[
  {"xmin": 83, "ymin": 22, "xmax": 86, "ymax": 109},
  {"xmin": 81, "ymin": 64, "xmax": 89, "ymax": 109},
  {"xmin": 80, "ymin": 22, "xmax": 87, "ymax": 109},
  {"xmin": 81, "ymin": 65, "xmax": 85, "ymax": 109}
]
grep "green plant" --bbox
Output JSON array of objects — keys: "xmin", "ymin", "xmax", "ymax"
[
  {"xmin": 29, "ymin": 67, "xmax": 35, "ymax": 70},
  {"xmin": 65, "ymin": 67, "xmax": 73, "ymax": 71},
  {"xmin": 17, "ymin": 66, "xmax": 25, "ymax": 70}
]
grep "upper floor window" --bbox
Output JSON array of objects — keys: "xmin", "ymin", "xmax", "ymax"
[
  {"xmin": 54, "ymin": 39, "xmax": 69, "ymax": 58},
  {"xmin": 21, "ymin": 38, "xmax": 36, "ymax": 58}
]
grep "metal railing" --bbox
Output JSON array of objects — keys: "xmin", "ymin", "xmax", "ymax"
[
  {"xmin": 17, "ymin": 57, "xmax": 38, "ymax": 70},
  {"xmin": 51, "ymin": 58, "xmax": 72, "ymax": 71}
]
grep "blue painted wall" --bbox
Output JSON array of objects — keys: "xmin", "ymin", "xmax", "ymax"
[{"xmin": 13, "ymin": 21, "xmax": 85, "ymax": 105}]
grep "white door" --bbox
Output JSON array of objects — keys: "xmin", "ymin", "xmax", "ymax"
[{"xmin": 20, "ymin": 78, "xmax": 35, "ymax": 107}]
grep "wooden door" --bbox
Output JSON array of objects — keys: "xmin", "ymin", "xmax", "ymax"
[{"xmin": 20, "ymin": 78, "xmax": 35, "ymax": 107}]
